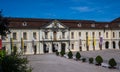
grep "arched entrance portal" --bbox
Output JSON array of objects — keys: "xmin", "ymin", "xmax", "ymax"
[
  {"xmin": 52, "ymin": 44, "xmax": 56, "ymax": 52},
  {"xmin": 43, "ymin": 44, "xmax": 48, "ymax": 53},
  {"xmin": 105, "ymin": 41, "xmax": 109, "ymax": 49},
  {"xmin": 113, "ymin": 41, "xmax": 116, "ymax": 49},
  {"xmin": 118, "ymin": 41, "xmax": 120, "ymax": 49},
  {"xmin": 61, "ymin": 43, "xmax": 66, "ymax": 52}
]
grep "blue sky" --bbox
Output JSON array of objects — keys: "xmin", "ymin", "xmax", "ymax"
[{"xmin": 0, "ymin": 0, "xmax": 120, "ymax": 22}]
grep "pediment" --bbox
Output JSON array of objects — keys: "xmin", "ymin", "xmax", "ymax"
[{"xmin": 42, "ymin": 20, "xmax": 68, "ymax": 29}]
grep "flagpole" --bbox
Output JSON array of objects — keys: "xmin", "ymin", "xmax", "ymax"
[
  {"xmin": 21, "ymin": 38, "xmax": 24, "ymax": 54},
  {"xmin": 10, "ymin": 38, "xmax": 13, "ymax": 54}
]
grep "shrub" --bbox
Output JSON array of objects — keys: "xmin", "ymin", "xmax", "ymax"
[
  {"xmin": 95, "ymin": 55, "xmax": 103, "ymax": 65},
  {"xmin": 60, "ymin": 50, "xmax": 65, "ymax": 57},
  {"xmin": 0, "ymin": 49, "xmax": 32, "ymax": 72},
  {"xmin": 75, "ymin": 52, "xmax": 81, "ymax": 60},
  {"xmin": 56, "ymin": 51, "xmax": 59, "ymax": 56},
  {"xmin": 89, "ymin": 57, "xmax": 94, "ymax": 64},
  {"xmin": 82, "ymin": 58, "xmax": 86, "ymax": 62},
  {"xmin": 0, "ymin": 50, "xmax": 6, "ymax": 64},
  {"xmin": 67, "ymin": 51, "xmax": 73, "ymax": 59},
  {"xmin": 1, "ymin": 54, "xmax": 32, "ymax": 72},
  {"xmin": 109, "ymin": 58, "xmax": 117, "ymax": 68}
]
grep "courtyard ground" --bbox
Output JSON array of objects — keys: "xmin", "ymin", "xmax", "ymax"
[
  {"xmin": 73, "ymin": 49, "xmax": 120, "ymax": 68},
  {"xmin": 27, "ymin": 49, "xmax": 120, "ymax": 72}
]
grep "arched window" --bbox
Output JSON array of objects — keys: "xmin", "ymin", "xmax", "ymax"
[
  {"xmin": 23, "ymin": 32, "xmax": 27, "ymax": 40},
  {"xmin": 106, "ymin": 32, "xmax": 108, "ymax": 38},
  {"xmin": 71, "ymin": 32, "xmax": 74, "ymax": 39},
  {"xmin": 113, "ymin": 32, "xmax": 115, "ymax": 38},
  {"xmin": 45, "ymin": 32, "xmax": 48, "ymax": 39},
  {"xmin": 54, "ymin": 31, "xmax": 57, "ymax": 40}
]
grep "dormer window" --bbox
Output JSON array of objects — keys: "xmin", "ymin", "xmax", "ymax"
[
  {"xmin": 118, "ymin": 24, "xmax": 120, "ymax": 27},
  {"xmin": 22, "ymin": 22, "xmax": 27, "ymax": 26},
  {"xmin": 91, "ymin": 23, "xmax": 95, "ymax": 27},
  {"xmin": 105, "ymin": 24, "xmax": 109, "ymax": 28},
  {"xmin": 78, "ymin": 23, "xmax": 82, "ymax": 27}
]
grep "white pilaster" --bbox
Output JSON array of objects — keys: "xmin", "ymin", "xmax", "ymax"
[{"xmin": 49, "ymin": 43, "xmax": 52, "ymax": 53}]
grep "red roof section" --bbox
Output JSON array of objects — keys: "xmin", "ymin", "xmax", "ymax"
[{"xmin": 7, "ymin": 17, "xmax": 120, "ymax": 30}]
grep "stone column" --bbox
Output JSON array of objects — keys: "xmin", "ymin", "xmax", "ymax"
[
  {"xmin": 49, "ymin": 43, "xmax": 52, "ymax": 53},
  {"xmin": 58, "ymin": 43, "xmax": 61, "ymax": 52},
  {"xmin": 40, "ymin": 43, "xmax": 44, "ymax": 54},
  {"xmin": 66, "ymin": 42, "xmax": 69, "ymax": 52}
]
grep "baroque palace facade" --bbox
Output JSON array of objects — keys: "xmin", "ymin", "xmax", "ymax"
[{"xmin": 1, "ymin": 17, "xmax": 120, "ymax": 54}]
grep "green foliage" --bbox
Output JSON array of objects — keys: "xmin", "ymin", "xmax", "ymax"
[
  {"xmin": 89, "ymin": 57, "xmax": 94, "ymax": 64},
  {"xmin": 82, "ymin": 58, "xmax": 86, "ymax": 62},
  {"xmin": 109, "ymin": 58, "xmax": 117, "ymax": 68},
  {"xmin": 75, "ymin": 52, "xmax": 81, "ymax": 60},
  {"xmin": 67, "ymin": 51, "xmax": 73, "ymax": 59},
  {"xmin": 95, "ymin": 55, "xmax": 103, "ymax": 65},
  {"xmin": 0, "ymin": 49, "xmax": 32, "ymax": 72},
  {"xmin": 0, "ymin": 50, "xmax": 6, "ymax": 64},
  {"xmin": 60, "ymin": 50, "xmax": 65, "ymax": 57},
  {"xmin": 1, "ymin": 54, "xmax": 32, "ymax": 72},
  {"xmin": 12, "ymin": 45, "xmax": 17, "ymax": 55},
  {"xmin": 56, "ymin": 51, "xmax": 59, "ymax": 56}
]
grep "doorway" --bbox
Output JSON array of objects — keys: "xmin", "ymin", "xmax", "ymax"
[
  {"xmin": 61, "ymin": 43, "xmax": 66, "ymax": 52},
  {"xmin": 52, "ymin": 44, "xmax": 56, "ymax": 52},
  {"xmin": 105, "ymin": 41, "xmax": 109, "ymax": 49},
  {"xmin": 113, "ymin": 41, "xmax": 116, "ymax": 49},
  {"xmin": 43, "ymin": 44, "xmax": 48, "ymax": 53}
]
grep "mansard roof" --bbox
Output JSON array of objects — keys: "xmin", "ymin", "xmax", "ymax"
[{"xmin": 6, "ymin": 17, "xmax": 120, "ymax": 30}]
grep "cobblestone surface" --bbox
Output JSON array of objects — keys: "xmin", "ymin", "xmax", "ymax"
[{"xmin": 27, "ymin": 52, "xmax": 119, "ymax": 72}]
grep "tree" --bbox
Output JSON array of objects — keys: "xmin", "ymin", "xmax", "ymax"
[
  {"xmin": 109, "ymin": 58, "xmax": 117, "ymax": 68},
  {"xmin": 2, "ymin": 54, "xmax": 32, "ymax": 72},
  {"xmin": 75, "ymin": 52, "xmax": 81, "ymax": 60},
  {"xmin": 95, "ymin": 55, "xmax": 103, "ymax": 65},
  {"xmin": 0, "ymin": 11, "xmax": 31, "ymax": 72},
  {"xmin": 0, "ymin": 10, "xmax": 10, "ymax": 37}
]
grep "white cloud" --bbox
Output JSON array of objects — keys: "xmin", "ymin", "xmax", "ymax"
[{"xmin": 71, "ymin": 6, "xmax": 94, "ymax": 12}]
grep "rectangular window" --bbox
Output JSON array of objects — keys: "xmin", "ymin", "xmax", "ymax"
[
  {"xmin": 99, "ymin": 32, "xmax": 101, "ymax": 37},
  {"xmin": 92, "ymin": 32, "xmax": 95, "ymax": 37},
  {"xmin": 71, "ymin": 32, "xmax": 74, "ymax": 39},
  {"xmin": 72, "ymin": 44, "xmax": 74, "ymax": 49},
  {"xmin": 79, "ymin": 32, "xmax": 81, "ymax": 37},
  {"xmin": 13, "ymin": 32, "xmax": 17, "ymax": 40},
  {"xmin": 33, "ymin": 32, "xmax": 37, "ymax": 39},
  {"xmin": 23, "ymin": 32, "xmax": 27, "ymax": 40},
  {"xmin": 106, "ymin": 32, "xmax": 108, "ymax": 38}
]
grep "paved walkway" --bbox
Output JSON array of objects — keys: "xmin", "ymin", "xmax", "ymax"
[{"xmin": 27, "ymin": 54, "xmax": 119, "ymax": 72}]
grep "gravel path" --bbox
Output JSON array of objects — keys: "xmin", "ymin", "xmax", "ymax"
[{"xmin": 27, "ymin": 54, "xmax": 119, "ymax": 72}]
